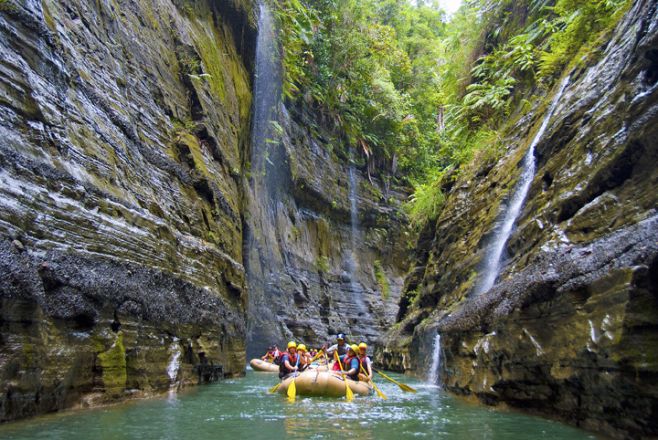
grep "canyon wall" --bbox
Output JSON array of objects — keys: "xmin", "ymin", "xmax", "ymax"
[
  {"xmin": 380, "ymin": 1, "xmax": 658, "ymax": 438},
  {"xmin": 0, "ymin": 0, "xmax": 255, "ymax": 420},
  {"xmin": 0, "ymin": 0, "xmax": 410, "ymax": 421}
]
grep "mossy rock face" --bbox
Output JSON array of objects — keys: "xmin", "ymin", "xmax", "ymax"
[
  {"xmin": 381, "ymin": 2, "xmax": 658, "ymax": 438},
  {"xmin": 97, "ymin": 332, "xmax": 127, "ymax": 395},
  {"xmin": 0, "ymin": 0, "xmax": 255, "ymax": 422}
]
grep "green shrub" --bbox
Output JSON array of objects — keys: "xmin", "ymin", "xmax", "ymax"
[{"xmin": 374, "ymin": 260, "xmax": 390, "ymax": 300}]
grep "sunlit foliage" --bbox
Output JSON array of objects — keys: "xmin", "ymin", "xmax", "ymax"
[{"xmin": 270, "ymin": 0, "xmax": 631, "ymax": 228}]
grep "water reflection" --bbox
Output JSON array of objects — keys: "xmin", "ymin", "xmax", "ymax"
[{"xmin": 283, "ymin": 402, "xmax": 376, "ymax": 440}]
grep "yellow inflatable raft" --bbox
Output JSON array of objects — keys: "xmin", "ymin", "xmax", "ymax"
[
  {"xmin": 249, "ymin": 359, "xmax": 279, "ymax": 373},
  {"xmin": 277, "ymin": 370, "xmax": 373, "ymax": 398}
]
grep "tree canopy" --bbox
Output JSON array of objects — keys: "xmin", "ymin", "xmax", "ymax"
[{"xmin": 271, "ymin": 0, "xmax": 631, "ymax": 227}]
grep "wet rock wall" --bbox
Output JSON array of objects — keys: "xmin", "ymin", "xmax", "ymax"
[
  {"xmin": 245, "ymin": 102, "xmax": 411, "ymax": 357},
  {"xmin": 0, "ymin": 0, "xmax": 255, "ymax": 420},
  {"xmin": 380, "ymin": 0, "xmax": 658, "ymax": 438}
]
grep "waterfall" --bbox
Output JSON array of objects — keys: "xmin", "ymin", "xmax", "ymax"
[
  {"xmin": 250, "ymin": 3, "xmax": 279, "ymax": 182},
  {"xmin": 347, "ymin": 151, "xmax": 367, "ymax": 314},
  {"xmin": 427, "ymin": 333, "xmax": 442, "ymax": 385},
  {"xmin": 474, "ymin": 77, "xmax": 570, "ymax": 296},
  {"xmin": 167, "ymin": 339, "xmax": 182, "ymax": 389},
  {"xmin": 244, "ymin": 1, "xmax": 283, "ymax": 354}
]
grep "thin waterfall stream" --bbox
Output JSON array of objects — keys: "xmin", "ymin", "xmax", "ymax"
[
  {"xmin": 244, "ymin": 1, "xmax": 284, "ymax": 352},
  {"xmin": 249, "ymin": 2, "xmax": 279, "ymax": 180},
  {"xmin": 348, "ymin": 151, "xmax": 367, "ymax": 314},
  {"xmin": 427, "ymin": 333, "xmax": 442, "ymax": 385},
  {"xmin": 474, "ymin": 77, "xmax": 570, "ymax": 296},
  {"xmin": 167, "ymin": 338, "xmax": 182, "ymax": 389}
]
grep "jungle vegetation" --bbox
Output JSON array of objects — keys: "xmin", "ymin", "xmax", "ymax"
[{"xmin": 270, "ymin": 0, "xmax": 631, "ymax": 228}]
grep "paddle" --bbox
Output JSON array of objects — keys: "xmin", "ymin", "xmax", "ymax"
[
  {"xmin": 268, "ymin": 382, "xmax": 281, "ymax": 393},
  {"xmin": 373, "ymin": 368, "xmax": 417, "ymax": 393},
  {"xmin": 309, "ymin": 349, "xmax": 324, "ymax": 364},
  {"xmin": 334, "ymin": 351, "xmax": 354, "ymax": 402},
  {"xmin": 287, "ymin": 352, "xmax": 301, "ymax": 402},
  {"xmin": 360, "ymin": 363, "xmax": 386, "ymax": 400}
]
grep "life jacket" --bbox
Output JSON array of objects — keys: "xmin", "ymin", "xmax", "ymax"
[
  {"xmin": 342, "ymin": 354, "xmax": 361, "ymax": 381},
  {"xmin": 272, "ymin": 349, "xmax": 281, "ymax": 364},
  {"xmin": 358, "ymin": 355, "xmax": 371, "ymax": 374},
  {"xmin": 278, "ymin": 352, "xmax": 298, "ymax": 378},
  {"xmin": 336, "ymin": 344, "xmax": 348, "ymax": 356}
]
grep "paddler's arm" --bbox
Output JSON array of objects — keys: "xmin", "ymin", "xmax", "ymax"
[
  {"xmin": 365, "ymin": 357, "xmax": 373, "ymax": 378},
  {"xmin": 344, "ymin": 358, "xmax": 359, "ymax": 377},
  {"xmin": 283, "ymin": 359, "xmax": 298, "ymax": 371}
]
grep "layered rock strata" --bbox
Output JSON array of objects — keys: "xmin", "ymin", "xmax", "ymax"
[
  {"xmin": 381, "ymin": 1, "xmax": 658, "ymax": 438},
  {"xmin": 0, "ymin": 0, "xmax": 255, "ymax": 420}
]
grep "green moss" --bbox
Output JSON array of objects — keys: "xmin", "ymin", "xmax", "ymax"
[
  {"xmin": 141, "ymin": 1, "xmax": 160, "ymax": 30},
  {"xmin": 22, "ymin": 342, "xmax": 35, "ymax": 368},
  {"xmin": 41, "ymin": 1, "xmax": 56, "ymax": 31},
  {"xmin": 97, "ymin": 332, "xmax": 127, "ymax": 393},
  {"xmin": 315, "ymin": 255, "xmax": 330, "ymax": 273},
  {"xmin": 167, "ymin": 120, "xmax": 216, "ymax": 182},
  {"xmin": 374, "ymin": 260, "xmax": 390, "ymax": 300},
  {"xmin": 190, "ymin": 24, "xmax": 226, "ymax": 103},
  {"xmin": 227, "ymin": 50, "xmax": 252, "ymax": 123},
  {"xmin": 0, "ymin": 0, "xmax": 17, "ymax": 12}
]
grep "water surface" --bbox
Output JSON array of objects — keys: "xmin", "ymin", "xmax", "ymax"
[{"xmin": 0, "ymin": 371, "xmax": 597, "ymax": 439}]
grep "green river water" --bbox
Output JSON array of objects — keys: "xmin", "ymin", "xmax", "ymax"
[{"xmin": 0, "ymin": 370, "xmax": 597, "ymax": 439}]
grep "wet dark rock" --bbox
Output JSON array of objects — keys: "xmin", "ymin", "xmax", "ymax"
[
  {"xmin": 380, "ymin": 1, "xmax": 658, "ymax": 438},
  {"xmin": 0, "ymin": 0, "xmax": 255, "ymax": 422}
]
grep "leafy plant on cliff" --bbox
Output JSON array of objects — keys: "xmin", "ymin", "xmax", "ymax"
[
  {"xmin": 374, "ymin": 260, "xmax": 390, "ymax": 300},
  {"xmin": 537, "ymin": 0, "xmax": 631, "ymax": 77},
  {"xmin": 269, "ymin": 0, "xmax": 318, "ymax": 99},
  {"xmin": 405, "ymin": 169, "xmax": 447, "ymax": 230},
  {"xmin": 315, "ymin": 255, "xmax": 330, "ymax": 273}
]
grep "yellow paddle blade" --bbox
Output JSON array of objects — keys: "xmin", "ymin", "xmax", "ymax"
[
  {"xmin": 287, "ymin": 378, "xmax": 296, "ymax": 403},
  {"xmin": 375, "ymin": 369, "xmax": 417, "ymax": 393},
  {"xmin": 345, "ymin": 381, "xmax": 354, "ymax": 402},
  {"xmin": 398, "ymin": 382, "xmax": 417, "ymax": 393},
  {"xmin": 359, "ymin": 363, "xmax": 386, "ymax": 400},
  {"xmin": 268, "ymin": 382, "xmax": 281, "ymax": 393},
  {"xmin": 372, "ymin": 382, "xmax": 387, "ymax": 400},
  {"xmin": 309, "ymin": 350, "xmax": 323, "ymax": 363}
]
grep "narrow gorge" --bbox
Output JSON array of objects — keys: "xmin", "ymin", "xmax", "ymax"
[{"xmin": 0, "ymin": 0, "xmax": 656, "ymax": 439}]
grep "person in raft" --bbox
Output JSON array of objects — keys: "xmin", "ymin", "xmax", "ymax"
[
  {"xmin": 324, "ymin": 333, "xmax": 348, "ymax": 370},
  {"xmin": 357, "ymin": 342, "xmax": 372, "ymax": 381},
  {"xmin": 297, "ymin": 344, "xmax": 312, "ymax": 371},
  {"xmin": 261, "ymin": 345, "xmax": 280, "ymax": 363},
  {"xmin": 337, "ymin": 344, "xmax": 361, "ymax": 381},
  {"xmin": 278, "ymin": 341, "xmax": 299, "ymax": 379}
]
